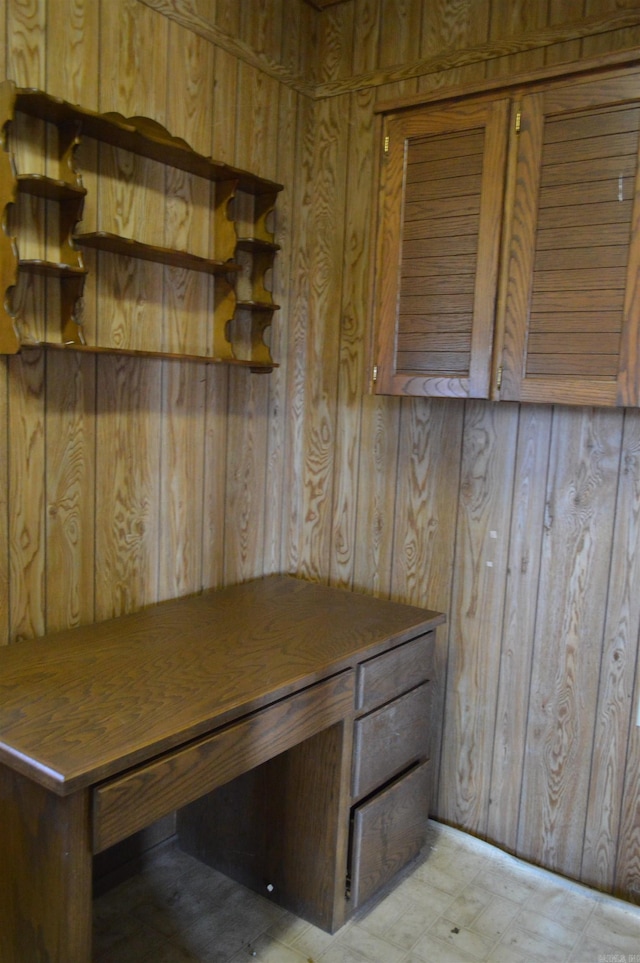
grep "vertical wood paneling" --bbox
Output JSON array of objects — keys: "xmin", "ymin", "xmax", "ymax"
[
  {"xmin": 3, "ymin": 0, "xmax": 640, "ymax": 906},
  {"xmin": 200, "ymin": 34, "xmax": 235, "ymax": 591},
  {"xmin": 44, "ymin": 353, "xmax": 96, "ymax": 632},
  {"xmin": 584, "ymin": 409, "xmax": 640, "ymax": 891},
  {"xmin": 299, "ymin": 4, "xmax": 357, "ymax": 584},
  {"xmin": 582, "ymin": 0, "xmax": 640, "ymax": 59},
  {"xmin": 517, "ymin": 407, "xmax": 623, "ymax": 878},
  {"xmin": 157, "ymin": 20, "xmax": 213, "ymax": 602},
  {"xmin": 353, "ymin": 0, "xmax": 422, "ymax": 601},
  {"xmin": 418, "ymin": 0, "xmax": 490, "ymax": 92},
  {"xmin": 615, "ymin": 531, "xmax": 640, "ymax": 900},
  {"xmin": 487, "ymin": 404, "xmax": 552, "ymax": 850},
  {"xmin": 94, "ymin": 355, "xmax": 162, "ymax": 619},
  {"xmin": 329, "ymin": 85, "xmax": 375, "ymax": 590},
  {"xmin": 391, "ymin": 397, "xmax": 464, "ymax": 810},
  {"xmin": 93, "ymin": 0, "xmax": 166, "ymax": 618},
  {"xmin": 438, "ymin": 401, "xmax": 519, "ymax": 833},
  {"xmin": 223, "ymin": 59, "xmax": 277, "ymax": 584},
  {"xmin": 43, "ymin": 0, "xmax": 98, "ymax": 634},
  {"xmin": 0, "ymin": 358, "xmax": 7, "ymax": 646},
  {"xmin": 486, "ymin": 0, "xmax": 549, "ymax": 78},
  {"xmin": 297, "ymin": 92, "xmax": 349, "ymax": 582},
  {"xmin": 7, "ymin": 0, "xmax": 46, "ymax": 643},
  {"xmin": 0, "ymin": 2, "xmax": 6, "ymax": 647},
  {"xmin": 8, "ymin": 350, "xmax": 46, "ymax": 642},
  {"xmin": 280, "ymin": 88, "xmax": 314, "ymax": 575},
  {"xmin": 1, "ymin": 3, "xmax": 8, "ymax": 643},
  {"xmin": 263, "ymin": 77, "xmax": 297, "ymax": 574},
  {"xmin": 545, "ymin": 0, "xmax": 583, "ymax": 66}
]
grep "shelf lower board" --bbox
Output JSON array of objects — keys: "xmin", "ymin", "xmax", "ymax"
[
  {"xmin": 74, "ymin": 232, "xmax": 240, "ymax": 276},
  {"xmin": 17, "ymin": 173, "xmax": 87, "ymax": 201},
  {"xmin": 19, "ymin": 259, "xmax": 87, "ymax": 278},
  {"xmin": 236, "ymin": 237, "xmax": 281, "ymax": 253},
  {"xmin": 18, "ymin": 340, "xmax": 276, "ymax": 371},
  {"xmin": 236, "ymin": 300, "xmax": 281, "ymax": 312}
]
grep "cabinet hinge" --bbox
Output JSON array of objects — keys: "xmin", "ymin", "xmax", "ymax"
[
  {"xmin": 383, "ymin": 135, "xmax": 390, "ymax": 154},
  {"xmin": 496, "ymin": 365, "xmax": 503, "ymax": 390},
  {"xmin": 372, "ymin": 364, "xmax": 378, "ymax": 383},
  {"xmin": 515, "ymin": 111, "xmax": 522, "ymax": 133}
]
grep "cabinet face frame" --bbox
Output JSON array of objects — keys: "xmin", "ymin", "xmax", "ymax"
[
  {"xmin": 498, "ymin": 69, "xmax": 640, "ymax": 407},
  {"xmin": 372, "ymin": 98, "xmax": 510, "ymax": 399}
]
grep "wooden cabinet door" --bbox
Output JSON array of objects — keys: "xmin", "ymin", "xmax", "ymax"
[
  {"xmin": 373, "ymin": 98, "xmax": 510, "ymax": 398},
  {"xmin": 499, "ymin": 70, "xmax": 640, "ymax": 406}
]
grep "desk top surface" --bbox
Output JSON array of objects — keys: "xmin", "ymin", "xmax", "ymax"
[{"xmin": 0, "ymin": 576, "xmax": 443, "ymax": 794}]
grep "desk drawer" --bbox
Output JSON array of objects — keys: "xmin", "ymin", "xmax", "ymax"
[
  {"xmin": 92, "ymin": 670, "xmax": 354, "ymax": 853},
  {"xmin": 352, "ymin": 682, "xmax": 429, "ymax": 801},
  {"xmin": 350, "ymin": 759, "xmax": 431, "ymax": 909},
  {"xmin": 356, "ymin": 633, "xmax": 434, "ymax": 713}
]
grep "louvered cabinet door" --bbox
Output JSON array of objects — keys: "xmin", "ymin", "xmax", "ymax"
[
  {"xmin": 499, "ymin": 70, "xmax": 640, "ymax": 407},
  {"xmin": 373, "ymin": 99, "xmax": 510, "ymax": 398}
]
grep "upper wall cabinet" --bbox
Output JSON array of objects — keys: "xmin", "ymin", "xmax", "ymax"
[
  {"xmin": 500, "ymin": 71, "xmax": 640, "ymax": 406},
  {"xmin": 372, "ymin": 57, "xmax": 640, "ymax": 407},
  {"xmin": 373, "ymin": 98, "xmax": 510, "ymax": 399},
  {"xmin": 0, "ymin": 81, "xmax": 282, "ymax": 370}
]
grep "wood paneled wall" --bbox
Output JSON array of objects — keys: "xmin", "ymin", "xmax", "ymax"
[
  {"xmin": 288, "ymin": 0, "xmax": 640, "ymax": 905},
  {"xmin": 0, "ymin": 0, "xmax": 307, "ymax": 639},
  {"xmin": 3, "ymin": 0, "xmax": 640, "ymax": 906}
]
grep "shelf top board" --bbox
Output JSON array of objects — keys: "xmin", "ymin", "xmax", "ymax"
[{"xmin": 4, "ymin": 81, "xmax": 283, "ymax": 196}]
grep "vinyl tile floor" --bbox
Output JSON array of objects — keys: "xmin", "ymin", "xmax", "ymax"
[{"xmin": 93, "ymin": 820, "xmax": 640, "ymax": 963}]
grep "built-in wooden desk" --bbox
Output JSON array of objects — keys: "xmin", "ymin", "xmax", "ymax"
[{"xmin": 0, "ymin": 575, "xmax": 443, "ymax": 962}]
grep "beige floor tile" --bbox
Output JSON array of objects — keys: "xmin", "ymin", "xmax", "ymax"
[
  {"xmin": 318, "ymin": 943, "xmax": 371, "ymax": 962},
  {"xmin": 265, "ymin": 911, "xmax": 313, "ymax": 946},
  {"xmin": 229, "ymin": 933, "xmax": 309, "ymax": 962},
  {"xmin": 442, "ymin": 884, "xmax": 496, "ymax": 928},
  {"xmin": 468, "ymin": 893, "xmax": 521, "ymax": 942},
  {"xmin": 498, "ymin": 921, "xmax": 570, "ymax": 962},
  {"xmin": 516, "ymin": 906, "xmax": 582, "ymax": 949},
  {"xmin": 481, "ymin": 866, "xmax": 540, "ymax": 904},
  {"xmin": 393, "ymin": 874, "xmax": 457, "ymax": 919},
  {"xmin": 407, "ymin": 931, "xmax": 486, "ymax": 962},
  {"xmin": 93, "ymin": 823, "xmax": 640, "ymax": 963},
  {"xmin": 375, "ymin": 900, "xmax": 439, "ymax": 951},
  {"xmin": 585, "ymin": 905, "xmax": 640, "ymax": 955},
  {"xmin": 334, "ymin": 923, "xmax": 407, "ymax": 962},
  {"xmin": 524, "ymin": 885, "xmax": 597, "ymax": 932},
  {"xmin": 429, "ymin": 915, "xmax": 498, "ymax": 960},
  {"xmin": 568, "ymin": 932, "xmax": 629, "ymax": 962}
]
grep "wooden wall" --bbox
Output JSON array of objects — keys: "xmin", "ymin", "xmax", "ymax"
[
  {"xmin": 3, "ymin": 0, "xmax": 640, "ymax": 906},
  {"xmin": 0, "ymin": 0, "xmax": 308, "ymax": 643},
  {"xmin": 288, "ymin": 0, "xmax": 640, "ymax": 906}
]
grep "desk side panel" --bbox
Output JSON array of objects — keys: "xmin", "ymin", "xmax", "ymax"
[{"xmin": 0, "ymin": 763, "xmax": 92, "ymax": 963}]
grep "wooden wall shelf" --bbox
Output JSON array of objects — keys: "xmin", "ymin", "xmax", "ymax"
[
  {"xmin": 0, "ymin": 80, "xmax": 282, "ymax": 369},
  {"xmin": 74, "ymin": 231, "xmax": 240, "ymax": 276}
]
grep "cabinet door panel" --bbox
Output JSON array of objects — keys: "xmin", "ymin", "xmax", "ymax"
[
  {"xmin": 499, "ymin": 75, "xmax": 640, "ymax": 406},
  {"xmin": 374, "ymin": 99, "xmax": 510, "ymax": 398}
]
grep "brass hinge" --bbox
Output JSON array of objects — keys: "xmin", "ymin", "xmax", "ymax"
[
  {"xmin": 515, "ymin": 111, "xmax": 522, "ymax": 133},
  {"xmin": 384, "ymin": 135, "xmax": 390, "ymax": 154},
  {"xmin": 496, "ymin": 365, "xmax": 503, "ymax": 390},
  {"xmin": 372, "ymin": 364, "xmax": 378, "ymax": 383}
]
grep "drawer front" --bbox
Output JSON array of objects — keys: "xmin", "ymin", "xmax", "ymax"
[
  {"xmin": 350, "ymin": 759, "xmax": 431, "ymax": 909},
  {"xmin": 356, "ymin": 632, "xmax": 434, "ymax": 713},
  {"xmin": 352, "ymin": 682, "xmax": 429, "ymax": 801},
  {"xmin": 93, "ymin": 670, "xmax": 354, "ymax": 853}
]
